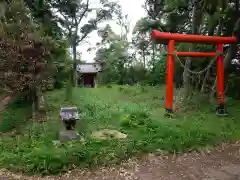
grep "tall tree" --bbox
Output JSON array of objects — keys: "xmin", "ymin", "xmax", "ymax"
[
  {"xmin": 95, "ymin": 23, "xmax": 130, "ymax": 84},
  {"xmin": 23, "ymin": 0, "xmax": 72, "ymax": 89},
  {"xmin": 182, "ymin": 0, "xmax": 204, "ymax": 97},
  {"xmin": 24, "ymin": 0, "xmax": 63, "ymax": 38},
  {"xmin": 0, "ymin": 0, "xmax": 58, "ymax": 113},
  {"xmin": 53, "ymin": 0, "xmax": 120, "ymax": 86},
  {"xmin": 132, "ymin": 18, "xmax": 152, "ymax": 67}
]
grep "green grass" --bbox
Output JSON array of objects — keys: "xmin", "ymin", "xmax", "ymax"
[{"xmin": 0, "ymin": 85, "xmax": 240, "ymax": 175}]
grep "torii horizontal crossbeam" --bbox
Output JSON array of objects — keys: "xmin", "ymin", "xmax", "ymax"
[
  {"xmin": 151, "ymin": 30, "xmax": 237, "ymax": 44},
  {"xmin": 176, "ymin": 52, "xmax": 217, "ymax": 57}
]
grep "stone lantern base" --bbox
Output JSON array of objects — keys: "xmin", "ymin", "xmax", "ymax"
[{"xmin": 59, "ymin": 130, "xmax": 81, "ymax": 142}]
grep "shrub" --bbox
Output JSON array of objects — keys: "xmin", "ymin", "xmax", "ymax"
[{"xmin": 0, "ymin": 95, "xmax": 31, "ymax": 133}]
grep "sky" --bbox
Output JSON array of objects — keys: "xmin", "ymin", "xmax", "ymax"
[{"xmin": 78, "ymin": 0, "xmax": 146, "ymax": 62}]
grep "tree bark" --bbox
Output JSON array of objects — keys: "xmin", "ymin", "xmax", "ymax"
[
  {"xmin": 210, "ymin": 43, "xmax": 238, "ymax": 98},
  {"xmin": 182, "ymin": 0, "xmax": 203, "ymax": 97},
  {"xmin": 201, "ymin": 18, "xmax": 222, "ymax": 92},
  {"xmin": 72, "ymin": 22, "xmax": 78, "ymax": 87},
  {"xmin": 142, "ymin": 50, "xmax": 146, "ymax": 68},
  {"xmin": 210, "ymin": 1, "xmax": 240, "ymax": 97},
  {"xmin": 72, "ymin": 40, "xmax": 77, "ymax": 87},
  {"xmin": 152, "ymin": 41, "xmax": 155, "ymax": 63}
]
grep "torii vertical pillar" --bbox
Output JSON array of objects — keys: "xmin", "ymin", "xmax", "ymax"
[
  {"xmin": 165, "ymin": 40, "xmax": 175, "ymax": 114},
  {"xmin": 151, "ymin": 30, "xmax": 237, "ymax": 117},
  {"xmin": 216, "ymin": 44, "xmax": 225, "ymax": 115}
]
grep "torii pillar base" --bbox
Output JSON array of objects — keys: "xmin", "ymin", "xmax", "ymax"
[
  {"xmin": 164, "ymin": 109, "xmax": 173, "ymax": 118},
  {"xmin": 216, "ymin": 104, "xmax": 228, "ymax": 117}
]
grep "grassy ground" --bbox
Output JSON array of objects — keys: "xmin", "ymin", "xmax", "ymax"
[{"xmin": 0, "ymin": 85, "xmax": 240, "ymax": 175}]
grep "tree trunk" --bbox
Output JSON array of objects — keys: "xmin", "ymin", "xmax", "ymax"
[
  {"xmin": 72, "ymin": 39, "xmax": 77, "ymax": 87},
  {"xmin": 152, "ymin": 41, "xmax": 155, "ymax": 62},
  {"xmin": 210, "ymin": 3, "xmax": 240, "ymax": 97},
  {"xmin": 201, "ymin": 18, "xmax": 222, "ymax": 92},
  {"xmin": 142, "ymin": 50, "xmax": 146, "ymax": 68},
  {"xmin": 182, "ymin": 58, "xmax": 191, "ymax": 97},
  {"xmin": 31, "ymin": 88, "xmax": 38, "ymax": 121},
  {"xmin": 210, "ymin": 43, "xmax": 238, "ymax": 98},
  {"xmin": 182, "ymin": 0, "xmax": 203, "ymax": 97}
]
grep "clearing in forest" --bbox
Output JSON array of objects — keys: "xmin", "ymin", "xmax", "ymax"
[{"xmin": 0, "ymin": 85, "xmax": 240, "ymax": 175}]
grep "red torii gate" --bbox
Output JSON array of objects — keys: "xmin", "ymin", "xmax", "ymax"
[{"xmin": 151, "ymin": 30, "xmax": 237, "ymax": 116}]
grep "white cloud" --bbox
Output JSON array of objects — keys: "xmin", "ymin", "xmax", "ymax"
[{"xmin": 77, "ymin": 0, "xmax": 146, "ymax": 62}]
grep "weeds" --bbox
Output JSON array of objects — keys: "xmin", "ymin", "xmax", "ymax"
[
  {"xmin": 0, "ymin": 85, "xmax": 240, "ymax": 174},
  {"xmin": 0, "ymin": 95, "xmax": 31, "ymax": 133}
]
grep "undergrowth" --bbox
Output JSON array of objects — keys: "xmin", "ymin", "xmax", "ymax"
[
  {"xmin": 0, "ymin": 95, "xmax": 31, "ymax": 133},
  {"xmin": 0, "ymin": 85, "xmax": 240, "ymax": 175}
]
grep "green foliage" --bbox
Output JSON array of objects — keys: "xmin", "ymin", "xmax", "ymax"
[
  {"xmin": 0, "ymin": 96, "xmax": 31, "ymax": 133},
  {"xmin": 50, "ymin": 39, "xmax": 72, "ymax": 89},
  {"xmin": 52, "ymin": 0, "xmax": 120, "ymax": 86},
  {"xmin": 0, "ymin": 86, "xmax": 240, "ymax": 174},
  {"xmin": 120, "ymin": 111, "xmax": 150, "ymax": 128},
  {"xmin": 0, "ymin": 0, "xmax": 52, "ymax": 93},
  {"xmin": 96, "ymin": 25, "xmax": 131, "ymax": 84},
  {"xmin": 0, "ymin": 0, "xmax": 71, "ymax": 93},
  {"xmin": 23, "ymin": 0, "xmax": 72, "ymax": 89},
  {"xmin": 24, "ymin": 0, "xmax": 63, "ymax": 38},
  {"xmin": 150, "ymin": 55, "xmax": 166, "ymax": 85}
]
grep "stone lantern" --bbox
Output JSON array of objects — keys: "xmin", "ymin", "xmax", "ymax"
[{"xmin": 59, "ymin": 107, "xmax": 81, "ymax": 142}]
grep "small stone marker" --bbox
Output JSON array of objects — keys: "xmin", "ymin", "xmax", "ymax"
[{"xmin": 59, "ymin": 106, "xmax": 81, "ymax": 142}]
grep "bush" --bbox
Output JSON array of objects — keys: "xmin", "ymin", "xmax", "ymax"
[
  {"xmin": 106, "ymin": 84, "xmax": 112, "ymax": 88},
  {"xmin": 0, "ymin": 95, "xmax": 31, "ymax": 133},
  {"xmin": 120, "ymin": 111, "xmax": 150, "ymax": 128}
]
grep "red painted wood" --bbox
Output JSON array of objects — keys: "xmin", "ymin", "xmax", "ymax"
[
  {"xmin": 165, "ymin": 40, "xmax": 175, "ymax": 111},
  {"xmin": 152, "ymin": 30, "xmax": 237, "ymax": 44},
  {"xmin": 176, "ymin": 52, "xmax": 217, "ymax": 57},
  {"xmin": 216, "ymin": 44, "xmax": 224, "ymax": 105}
]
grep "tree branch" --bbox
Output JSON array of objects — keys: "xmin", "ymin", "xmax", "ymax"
[
  {"xmin": 77, "ymin": 32, "xmax": 89, "ymax": 44},
  {"xmin": 77, "ymin": 0, "xmax": 90, "ymax": 25},
  {"xmin": 77, "ymin": 13, "xmax": 107, "ymax": 44}
]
